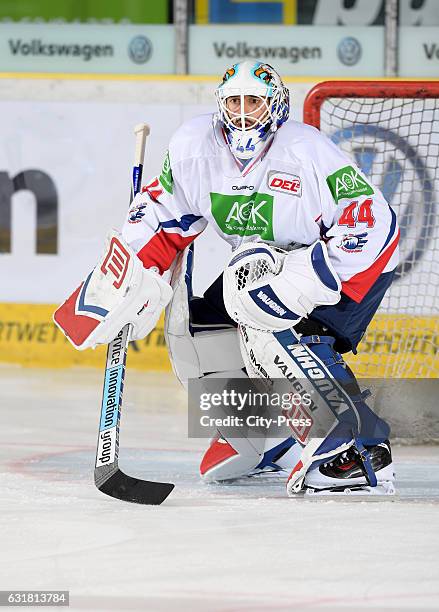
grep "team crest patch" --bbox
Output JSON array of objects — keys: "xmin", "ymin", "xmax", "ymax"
[
  {"xmin": 128, "ymin": 202, "xmax": 147, "ymax": 223},
  {"xmin": 267, "ymin": 171, "xmax": 302, "ymax": 196},
  {"xmin": 337, "ymin": 233, "xmax": 368, "ymax": 253}
]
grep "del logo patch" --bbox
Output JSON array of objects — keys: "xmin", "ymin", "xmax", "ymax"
[
  {"xmin": 267, "ymin": 171, "xmax": 302, "ymax": 196},
  {"xmin": 326, "ymin": 165, "xmax": 374, "ymax": 203},
  {"xmin": 210, "ymin": 192, "xmax": 274, "ymax": 240}
]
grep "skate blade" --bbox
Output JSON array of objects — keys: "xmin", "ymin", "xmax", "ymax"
[
  {"xmin": 248, "ymin": 467, "xmax": 287, "ymax": 478},
  {"xmin": 304, "ymin": 481, "xmax": 396, "ymax": 499}
]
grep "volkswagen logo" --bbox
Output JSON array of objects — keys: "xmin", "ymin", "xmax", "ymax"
[
  {"xmin": 337, "ymin": 37, "xmax": 362, "ymax": 66},
  {"xmin": 128, "ymin": 36, "xmax": 152, "ymax": 64}
]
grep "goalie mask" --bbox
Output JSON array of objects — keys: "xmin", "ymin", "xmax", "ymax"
[{"xmin": 215, "ymin": 61, "xmax": 289, "ymax": 161}]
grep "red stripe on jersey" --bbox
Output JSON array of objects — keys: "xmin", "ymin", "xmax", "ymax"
[
  {"xmin": 137, "ymin": 230, "xmax": 199, "ymax": 274},
  {"xmin": 341, "ymin": 230, "xmax": 400, "ymax": 303}
]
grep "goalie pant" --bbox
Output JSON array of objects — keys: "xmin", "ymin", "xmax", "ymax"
[
  {"xmin": 192, "ymin": 268, "xmax": 394, "ymax": 482},
  {"xmin": 166, "ymin": 247, "xmax": 301, "ymax": 480}
]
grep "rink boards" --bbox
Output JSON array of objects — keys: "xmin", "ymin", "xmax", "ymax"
[
  {"xmin": 0, "ymin": 303, "xmax": 167, "ymax": 371},
  {"xmin": 0, "ymin": 303, "xmax": 437, "ymax": 377}
]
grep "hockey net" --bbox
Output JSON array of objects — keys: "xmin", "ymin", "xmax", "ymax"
[{"xmin": 303, "ymin": 81, "xmax": 439, "ymax": 378}]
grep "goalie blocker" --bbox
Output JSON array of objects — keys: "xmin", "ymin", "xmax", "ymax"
[{"xmin": 54, "ymin": 230, "xmax": 173, "ymax": 349}]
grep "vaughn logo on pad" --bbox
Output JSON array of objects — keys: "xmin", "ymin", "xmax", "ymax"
[
  {"xmin": 326, "ymin": 165, "xmax": 374, "ymax": 203},
  {"xmin": 210, "ymin": 192, "xmax": 274, "ymax": 240},
  {"xmin": 255, "ymin": 290, "xmax": 286, "ymax": 316},
  {"xmin": 268, "ymin": 171, "xmax": 302, "ymax": 196}
]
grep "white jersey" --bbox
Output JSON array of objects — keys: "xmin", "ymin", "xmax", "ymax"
[{"xmin": 123, "ymin": 114, "xmax": 399, "ymax": 303}]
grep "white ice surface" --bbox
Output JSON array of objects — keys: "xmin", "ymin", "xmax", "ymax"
[{"xmin": 1, "ymin": 366, "xmax": 439, "ymax": 611}]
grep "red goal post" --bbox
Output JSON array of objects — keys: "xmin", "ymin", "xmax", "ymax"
[
  {"xmin": 303, "ymin": 81, "xmax": 439, "ymax": 130},
  {"xmin": 303, "ymin": 81, "xmax": 439, "ymax": 379}
]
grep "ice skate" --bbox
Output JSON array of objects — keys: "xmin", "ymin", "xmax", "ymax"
[{"xmin": 303, "ymin": 440, "xmax": 396, "ymax": 497}]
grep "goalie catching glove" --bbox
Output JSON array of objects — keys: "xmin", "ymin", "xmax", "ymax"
[
  {"xmin": 54, "ymin": 230, "xmax": 173, "ymax": 350},
  {"xmin": 223, "ymin": 241, "xmax": 341, "ymax": 332}
]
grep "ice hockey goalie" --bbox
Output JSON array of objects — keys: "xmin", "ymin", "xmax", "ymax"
[{"xmin": 55, "ymin": 60, "xmax": 398, "ymax": 497}]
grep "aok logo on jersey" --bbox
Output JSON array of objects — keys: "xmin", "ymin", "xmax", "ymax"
[
  {"xmin": 159, "ymin": 151, "xmax": 173, "ymax": 194},
  {"xmin": 326, "ymin": 164, "xmax": 374, "ymax": 203},
  {"xmin": 210, "ymin": 192, "xmax": 274, "ymax": 240}
]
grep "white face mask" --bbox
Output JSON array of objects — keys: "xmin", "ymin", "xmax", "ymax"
[{"xmin": 215, "ymin": 61, "xmax": 289, "ymax": 162}]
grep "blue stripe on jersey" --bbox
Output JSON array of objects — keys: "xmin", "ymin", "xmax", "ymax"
[
  {"xmin": 377, "ymin": 207, "xmax": 397, "ymax": 257},
  {"xmin": 160, "ymin": 214, "xmax": 203, "ymax": 232}
]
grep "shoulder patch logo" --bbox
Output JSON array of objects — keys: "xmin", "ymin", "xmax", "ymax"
[
  {"xmin": 159, "ymin": 151, "xmax": 173, "ymax": 194},
  {"xmin": 267, "ymin": 171, "xmax": 302, "ymax": 197},
  {"xmin": 128, "ymin": 202, "xmax": 147, "ymax": 224},
  {"xmin": 337, "ymin": 232, "xmax": 368, "ymax": 253},
  {"xmin": 326, "ymin": 165, "xmax": 374, "ymax": 203}
]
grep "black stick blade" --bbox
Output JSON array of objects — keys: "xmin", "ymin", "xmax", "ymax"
[{"xmin": 97, "ymin": 469, "xmax": 174, "ymax": 505}]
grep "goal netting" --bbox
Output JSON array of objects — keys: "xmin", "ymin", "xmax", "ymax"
[{"xmin": 303, "ymin": 81, "xmax": 439, "ymax": 378}]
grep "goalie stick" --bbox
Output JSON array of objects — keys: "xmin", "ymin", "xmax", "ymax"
[{"xmin": 94, "ymin": 123, "xmax": 175, "ymax": 505}]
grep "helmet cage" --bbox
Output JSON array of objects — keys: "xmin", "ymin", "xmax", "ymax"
[
  {"xmin": 216, "ymin": 89, "xmax": 273, "ymax": 133},
  {"xmin": 215, "ymin": 62, "xmax": 290, "ymax": 160}
]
